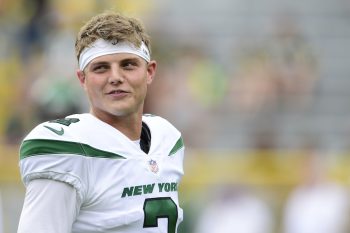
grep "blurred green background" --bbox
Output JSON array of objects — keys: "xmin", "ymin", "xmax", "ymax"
[{"xmin": 1, "ymin": 0, "xmax": 350, "ymax": 232}]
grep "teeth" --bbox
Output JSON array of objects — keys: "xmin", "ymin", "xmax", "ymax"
[{"xmin": 110, "ymin": 90, "xmax": 123, "ymax": 94}]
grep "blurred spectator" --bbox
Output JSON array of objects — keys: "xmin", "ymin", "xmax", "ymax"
[
  {"xmin": 230, "ymin": 14, "xmax": 318, "ymax": 114},
  {"xmin": 27, "ymin": 14, "xmax": 87, "ymax": 122},
  {"xmin": 29, "ymin": 75, "xmax": 85, "ymax": 122},
  {"xmin": 4, "ymin": 110, "xmax": 25, "ymax": 145},
  {"xmin": 19, "ymin": 0, "xmax": 57, "ymax": 63},
  {"xmin": 229, "ymin": 46, "xmax": 278, "ymax": 114},
  {"xmin": 187, "ymin": 56, "xmax": 228, "ymax": 109},
  {"xmin": 194, "ymin": 185, "xmax": 275, "ymax": 233},
  {"xmin": 282, "ymin": 147, "xmax": 350, "ymax": 233},
  {"xmin": 268, "ymin": 12, "xmax": 318, "ymax": 109}
]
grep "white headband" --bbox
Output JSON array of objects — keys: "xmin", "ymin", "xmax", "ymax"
[{"xmin": 78, "ymin": 39, "xmax": 151, "ymax": 70}]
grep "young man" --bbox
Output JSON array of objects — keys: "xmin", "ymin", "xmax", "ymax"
[{"xmin": 17, "ymin": 12, "xmax": 184, "ymax": 233}]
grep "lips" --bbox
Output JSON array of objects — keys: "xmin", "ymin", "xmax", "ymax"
[
  {"xmin": 107, "ymin": 90, "xmax": 126, "ymax": 94},
  {"xmin": 106, "ymin": 89, "xmax": 130, "ymax": 98}
]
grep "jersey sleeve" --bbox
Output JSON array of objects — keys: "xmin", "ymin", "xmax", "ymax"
[
  {"xmin": 17, "ymin": 179, "xmax": 77, "ymax": 233},
  {"xmin": 19, "ymin": 122, "xmax": 89, "ymax": 204}
]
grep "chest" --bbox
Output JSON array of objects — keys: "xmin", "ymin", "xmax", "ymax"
[{"xmin": 72, "ymin": 154, "xmax": 183, "ymax": 233}]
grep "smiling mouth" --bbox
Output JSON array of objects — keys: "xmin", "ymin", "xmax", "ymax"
[
  {"xmin": 106, "ymin": 90, "xmax": 130, "ymax": 99},
  {"xmin": 108, "ymin": 90, "xmax": 127, "ymax": 94}
]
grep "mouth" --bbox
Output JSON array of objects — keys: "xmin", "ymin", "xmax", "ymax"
[
  {"xmin": 106, "ymin": 89, "xmax": 130, "ymax": 98},
  {"xmin": 107, "ymin": 90, "xmax": 128, "ymax": 95}
]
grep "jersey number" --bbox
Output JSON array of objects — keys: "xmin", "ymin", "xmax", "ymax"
[
  {"xmin": 143, "ymin": 197, "xmax": 178, "ymax": 233},
  {"xmin": 49, "ymin": 118, "xmax": 80, "ymax": 126}
]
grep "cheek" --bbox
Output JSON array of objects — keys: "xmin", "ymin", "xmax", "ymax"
[
  {"xmin": 135, "ymin": 79, "xmax": 149, "ymax": 95},
  {"xmin": 128, "ymin": 73, "xmax": 147, "ymax": 89},
  {"xmin": 85, "ymin": 78, "xmax": 104, "ymax": 97}
]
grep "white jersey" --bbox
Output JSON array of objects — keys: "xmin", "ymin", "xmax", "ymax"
[{"xmin": 19, "ymin": 113, "xmax": 184, "ymax": 233}]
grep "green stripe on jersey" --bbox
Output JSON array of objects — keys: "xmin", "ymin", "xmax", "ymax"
[
  {"xmin": 20, "ymin": 139, "xmax": 125, "ymax": 160},
  {"xmin": 169, "ymin": 137, "xmax": 184, "ymax": 156}
]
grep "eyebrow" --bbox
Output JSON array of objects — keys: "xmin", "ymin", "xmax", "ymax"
[
  {"xmin": 120, "ymin": 57, "xmax": 142, "ymax": 64},
  {"xmin": 90, "ymin": 61, "xmax": 109, "ymax": 66}
]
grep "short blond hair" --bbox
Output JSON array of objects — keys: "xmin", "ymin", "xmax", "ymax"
[{"xmin": 75, "ymin": 12, "xmax": 151, "ymax": 62}]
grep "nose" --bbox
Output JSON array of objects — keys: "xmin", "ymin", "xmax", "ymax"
[{"xmin": 109, "ymin": 65, "xmax": 124, "ymax": 84}]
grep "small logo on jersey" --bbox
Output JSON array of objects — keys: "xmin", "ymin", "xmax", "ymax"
[
  {"xmin": 44, "ymin": 125, "xmax": 64, "ymax": 136},
  {"xmin": 148, "ymin": 159, "xmax": 159, "ymax": 174}
]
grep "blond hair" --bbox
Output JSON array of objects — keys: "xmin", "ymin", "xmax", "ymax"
[{"xmin": 75, "ymin": 12, "xmax": 151, "ymax": 61}]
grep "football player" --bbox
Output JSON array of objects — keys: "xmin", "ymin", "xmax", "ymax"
[{"xmin": 18, "ymin": 12, "xmax": 184, "ymax": 233}]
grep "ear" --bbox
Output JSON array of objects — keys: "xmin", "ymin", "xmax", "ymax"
[
  {"xmin": 146, "ymin": 60, "xmax": 157, "ymax": 85},
  {"xmin": 76, "ymin": 69, "xmax": 86, "ymax": 87}
]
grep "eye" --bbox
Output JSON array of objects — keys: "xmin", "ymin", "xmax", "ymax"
[
  {"xmin": 92, "ymin": 64, "xmax": 109, "ymax": 73},
  {"xmin": 121, "ymin": 60, "xmax": 138, "ymax": 70}
]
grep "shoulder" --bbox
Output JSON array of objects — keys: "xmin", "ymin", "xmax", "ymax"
[
  {"xmin": 19, "ymin": 114, "xmax": 92, "ymax": 199},
  {"xmin": 142, "ymin": 114, "xmax": 180, "ymax": 133},
  {"xmin": 22, "ymin": 114, "xmax": 91, "ymax": 141},
  {"xmin": 143, "ymin": 114, "xmax": 184, "ymax": 156},
  {"xmin": 19, "ymin": 114, "xmax": 91, "ymax": 159}
]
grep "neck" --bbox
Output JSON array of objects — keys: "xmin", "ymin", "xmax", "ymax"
[{"xmin": 91, "ymin": 109, "xmax": 142, "ymax": 140}]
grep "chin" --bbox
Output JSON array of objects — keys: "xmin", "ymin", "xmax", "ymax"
[{"xmin": 108, "ymin": 108, "xmax": 136, "ymax": 117}]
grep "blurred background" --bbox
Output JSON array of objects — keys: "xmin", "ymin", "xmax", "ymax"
[{"xmin": 1, "ymin": 0, "xmax": 350, "ymax": 232}]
